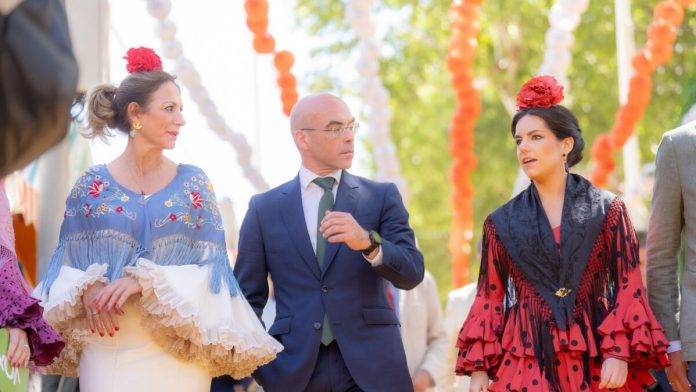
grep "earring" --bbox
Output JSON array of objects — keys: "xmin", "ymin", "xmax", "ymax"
[
  {"xmin": 130, "ymin": 121, "xmax": 142, "ymax": 138},
  {"xmin": 563, "ymin": 153, "xmax": 569, "ymax": 173}
]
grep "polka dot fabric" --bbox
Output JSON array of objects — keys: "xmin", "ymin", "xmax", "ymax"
[
  {"xmin": 456, "ymin": 200, "xmax": 669, "ymax": 391},
  {"xmin": 0, "ymin": 247, "xmax": 64, "ymax": 367}
]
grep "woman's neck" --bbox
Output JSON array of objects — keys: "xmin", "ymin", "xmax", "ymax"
[
  {"xmin": 534, "ymin": 169, "xmax": 568, "ymax": 201},
  {"xmin": 120, "ymin": 140, "xmax": 165, "ymax": 174}
]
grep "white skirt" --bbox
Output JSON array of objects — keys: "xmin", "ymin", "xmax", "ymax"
[
  {"xmin": 78, "ymin": 302, "xmax": 211, "ymax": 392},
  {"xmin": 35, "ymin": 261, "xmax": 283, "ymax": 389}
]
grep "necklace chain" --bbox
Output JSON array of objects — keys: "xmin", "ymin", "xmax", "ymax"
[{"xmin": 128, "ymin": 160, "xmax": 164, "ymax": 195}]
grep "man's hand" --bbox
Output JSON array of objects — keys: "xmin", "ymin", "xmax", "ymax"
[
  {"xmin": 319, "ymin": 211, "xmax": 370, "ymax": 251},
  {"xmin": 666, "ymin": 350, "xmax": 691, "ymax": 392},
  {"xmin": 412, "ymin": 369, "xmax": 434, "ymax": 392}
]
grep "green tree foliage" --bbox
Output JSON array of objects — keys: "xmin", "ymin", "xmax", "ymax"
[{"xmin": 295, "ymin": 0, "xmax": 695, "ymax": 299}]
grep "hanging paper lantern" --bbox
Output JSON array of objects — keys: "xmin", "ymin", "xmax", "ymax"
[
  {"xmin": 252, "ymin": 34, "xmax": 275, "ymax": 54},
  {"xmin": 144, "ymin": 0, "xmax": 269, "ymax": 191},
  {"xmin": 274, "ymin": 51, "xmax": 295, "ymax": 72},
  {"xmin": 277, "ymin": 73, "xmax": 297, "ymax": 90},
  {"xmin": 246, "ymin": 18, "xmax": 268, "ymax": 35},
  {"xmin": 243, "ymin": 2, "xmax": 299, "ymax": 117},
  {"xmin": 244, "ymin": 0, "xmax": 269, "ymax": 16},
  {"xmin": 447, "ymin": 0, "xmax": 483, "ymax": 288},
  {"xmin": 589, "ymin": 0, "xmax": 692, "ymax": 186},
  {"xmin": 654, "ymin": 0, "xmax": 685, "ymax": 24}
]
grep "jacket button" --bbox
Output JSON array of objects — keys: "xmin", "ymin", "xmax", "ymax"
[
  {"xmin": 313, "ymin": 322, "xmax": 321, "ymax": 330},
  {"xmin": 321, "ymin": 286, "xmax": 328, "ymax": 292}
]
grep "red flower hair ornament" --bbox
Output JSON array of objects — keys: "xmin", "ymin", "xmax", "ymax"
[
  {"xmin": 124, "ymin": 47, "xmax": 163, "ymax": 74},
  {"xmin": 516, "ymin": 75, "xmax": 565, "ymax": 110}
]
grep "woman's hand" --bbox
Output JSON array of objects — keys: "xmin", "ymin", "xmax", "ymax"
[
  {"xmin": 469, "ymin": 371, "xmax": 490, "ymax": 392},
  {"xmin": 599, "ymin": 357, "xmax": 628, "ymax": 389},
  {"xmin": 82, "ymin": 281, "xmax": 119, "ymax": 337},
  {"xmin": 6, "ymin": 328, "xmax": 30, "ymax": 368},
  {"xmin": 94, "ymin": 277, "xmax": 142, "ymax": 314}
]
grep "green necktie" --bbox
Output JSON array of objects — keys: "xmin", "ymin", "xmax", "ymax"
[{"xmin": 313, "ymin": 176, "xmax": 336, "ymax": 345}]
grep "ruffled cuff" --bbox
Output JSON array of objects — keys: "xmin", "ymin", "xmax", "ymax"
[
  {"xmin": 32, "ymin": 263, "xmax": 108, "ymax": 376},
  {"xmin": 0, "ymin": 259, "xmax": 64, "ymax": 367},
  {"xmin": 125, "ymin": 258, "xmax": 283, "ymax": 379},
  {"xmin": 597, "ymin": 296, "xmax": 670, "ymax": 370},
  {"xmin": 455, "ymin": 299, "xmax": 504, "ymax": 377}
]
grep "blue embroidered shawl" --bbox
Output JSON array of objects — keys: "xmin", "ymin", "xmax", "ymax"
[{"xmin": 42, "ymin": 164, "xmax": 238, "ymax": 295}]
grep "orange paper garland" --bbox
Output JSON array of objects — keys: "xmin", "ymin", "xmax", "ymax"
[
  {"xmin": 244, "ymin": 0, "xmax": 299, "ymax": 116},
  {"xmin": 447, "ymin": 0, "xmax": 483, "ymax": 288},
  {"xmin": 590, "ymin": 0, "xmax": 693, "ymax": 186}
]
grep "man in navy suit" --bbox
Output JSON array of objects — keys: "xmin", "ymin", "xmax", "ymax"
[{"xmin": 234, "ymin": 93, "xmax": 424, "ymax": 392}]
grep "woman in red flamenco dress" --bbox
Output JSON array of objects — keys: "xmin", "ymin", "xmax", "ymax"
[{"xmin": 456, "ymin": 76, "xmax": 669, "ymax": 391}]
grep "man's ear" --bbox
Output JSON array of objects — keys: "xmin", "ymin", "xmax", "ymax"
[{"xmin": 293, "ymin": 130, "xmax": 308, "ymax": 150}]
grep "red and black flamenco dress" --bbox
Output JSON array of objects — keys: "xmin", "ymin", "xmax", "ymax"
[{"xmin": 456, "ymin": 196, "xmax": 669, "ymax": 391}]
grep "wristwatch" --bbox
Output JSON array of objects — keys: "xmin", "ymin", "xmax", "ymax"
[{"xmin": 361, "ymin": 230, "xmax": 382, "ymax": 256}]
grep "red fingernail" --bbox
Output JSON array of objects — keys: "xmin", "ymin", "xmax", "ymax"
[
  {"xmin": 109, "ymin": 333, "xmax": 114, "ymax": 337},
  {"xmin": 91, "ymin": 329, "xmax": 95, "ymax": 333},
  {"xmin": 115, "ymin": 327, "xmax": 120, "ymax": 331},
  {"xmin": 99, "ymin": 333, "xmax": 104, "ymax": 337}
]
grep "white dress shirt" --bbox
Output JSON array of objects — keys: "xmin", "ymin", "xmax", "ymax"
[
  {"xmin": 298, "ymin": 166, "xmax": 381, "ymax": 264},
  {"xmin": 668, "ymin": 340, "xmax": 681, "ymax": 353}
]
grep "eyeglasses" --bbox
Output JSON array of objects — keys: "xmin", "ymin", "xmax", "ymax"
[{"xmin": 300, "ymin": 122, "xmax": 360, "ymax": 139}]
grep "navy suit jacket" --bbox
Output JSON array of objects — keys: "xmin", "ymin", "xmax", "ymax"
[{"xmin": 234, "ymin": 171, "xmax": 424, "ymax": 392}]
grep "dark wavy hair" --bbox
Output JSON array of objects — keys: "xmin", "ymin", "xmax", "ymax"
[{"xmin": 511, "ymin": 105, "xmax": 585, "ymax": 168}]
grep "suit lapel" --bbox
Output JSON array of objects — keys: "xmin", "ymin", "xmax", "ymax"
[
  {"xmin": 280, "ymin": 176, "xmax": 322, "ymax": 280},
  {"xmin": 322, "ymin": 171, "xmax": 360, "ymax": 277}
]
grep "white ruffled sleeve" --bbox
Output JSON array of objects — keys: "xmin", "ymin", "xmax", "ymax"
[
  {"xmin": 32, "ymin": 263, "xmax": 109, "ymax": 376},
  {"xmin": 125, "ymin": 258, "xmax": 282, "ymax": 379}
]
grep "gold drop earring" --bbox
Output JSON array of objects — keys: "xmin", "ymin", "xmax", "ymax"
[{"xmin": 129, "ymin": 121, "xmax": 142, "ymax": 138}]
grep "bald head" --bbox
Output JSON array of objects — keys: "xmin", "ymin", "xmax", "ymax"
[
  {"xmin": 289, "ymin": 93, "xmax": 350, "ymax": 133},
  {"xmin": 289, "ymin": 93, "xmax": 356, "ymax": 175}
]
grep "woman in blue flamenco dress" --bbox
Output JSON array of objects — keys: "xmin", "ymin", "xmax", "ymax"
[{"xmin": 34, "ymin": 47, "xmax": 281, "ymax": 391}]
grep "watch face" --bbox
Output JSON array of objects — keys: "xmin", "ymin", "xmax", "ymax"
[{"xmin": 370, "ymin": 230, "xmax": 382, "ymax": 244}]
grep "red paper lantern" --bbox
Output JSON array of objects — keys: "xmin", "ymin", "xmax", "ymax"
[
  {"xmin": 655, "ymin": 0, "xmax": 685, "ymax": 24},
  {"xmin": 246, "ymin": 18, "xmax": 268, "ymax": 35},
  {"xmin": 277, "ymin": 74, "xmax": 297, "ymax": 90},
  {"xmin": 282, "ymin": 101, "xmax": 294, "ymax": 116},
  {"xmin": 648, "ymin": 21, "xmax": 677, "ymax": 46},
  {"xmin": 274, "ymin": 51, "xmax": 295, "ymax": 72},
  {"xmin": 590, "ymin": 0, "xmax": 689, "ymax": 186},
  {"xmin": 244, "ymin": 0, "xmax": 268, "ymax": 15},
  {"xmin": 631, "ymin": 51, "xmax": 654, "ymax": 74},
  {"xmin": 448, "ymin": 1, "xmax": 483, "ymax": 288},
  {"xmin": 244, "ymin": 2, "xmax": 299, "ymax": 117}
]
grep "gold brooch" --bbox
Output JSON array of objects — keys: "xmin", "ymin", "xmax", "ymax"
[{"xmin": 555, "ymin": 287, "xmax": 571, "ymax": 298}]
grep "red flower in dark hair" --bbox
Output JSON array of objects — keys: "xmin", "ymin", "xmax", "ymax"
[
  {"xmin": 516, "ymin": 75, "xmax": 564, "ymax": 109},
  {"xmin": 124, "ymin": 47, "xmax": 163, "ymax": 74}
]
